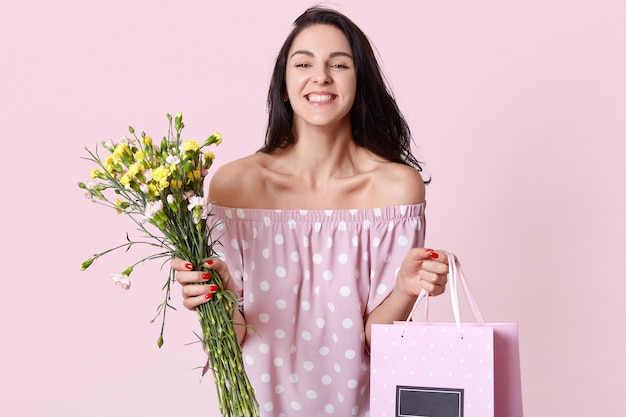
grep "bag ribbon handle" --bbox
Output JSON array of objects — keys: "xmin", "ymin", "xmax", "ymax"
[{"xmin": 401, "ymin": 253, "xmax": 485, "ymax": 337}]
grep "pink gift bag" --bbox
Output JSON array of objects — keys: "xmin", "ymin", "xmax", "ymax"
[{"xmin": 370, "ymin": 254, "xmax": 523, "ymax": 417}]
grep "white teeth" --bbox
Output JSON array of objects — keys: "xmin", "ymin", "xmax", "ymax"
[{"xmin": 307, "ymin": 94, "xmax": 333, "ymax": 103}]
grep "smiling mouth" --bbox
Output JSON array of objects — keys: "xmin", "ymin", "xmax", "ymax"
[{"xmin": 306, "ymin": 94, "xmax": 336, "ymax": 103}]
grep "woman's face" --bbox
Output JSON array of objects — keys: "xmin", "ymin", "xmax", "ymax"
[{"xmin": 285, "ymin": 24, "xmax": 357, "ymax": 130}]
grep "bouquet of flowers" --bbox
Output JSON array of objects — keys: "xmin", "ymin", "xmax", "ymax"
[{"xmin": 78, "ymin": 113, "xmax": 259, "ymax": 416}]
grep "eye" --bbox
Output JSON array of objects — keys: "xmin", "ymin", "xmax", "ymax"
[
  {"xmin": 330, "ymin": 63, "xmax": 350, "ymax": 69},
  {"xmin": 294, "ymin": 63, "xmax": 311, "ymax": 68}
]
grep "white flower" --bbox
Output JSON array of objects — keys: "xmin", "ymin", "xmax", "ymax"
[
  {"xmin": 139, "ymin": 183, "xmax": 149, "ymax": 193},
  {"xmin": 187, "ymin": 196, "xmax": 205, "ymax": 211},
  {"xmin": 111, "ymin": 273, "xmax": 131, "ymax": 290},
  {"xmin": 102, "ymin": 140, "xmax": 115, "ymax": 151},
  {"xmin": 166, "ymin": 154, "xmax": 180, "ymax": 165},
  {"xmin": 167, "ymin": 194, "xmax": 175, "ymax": 204},
  {"xmin": 143, "ymin": 168, "xmax": 153, "ymax": 181},
  {"xmin": 86, "ymin": 180, "xmax": 98, "ymax": 190},
  {"xmin": 183, "ymin": 190, "xmax": 195, "ymax": 200},
  {"xmin": 142, "ymin": 200, "xmax": 164, "ymax": 222}
]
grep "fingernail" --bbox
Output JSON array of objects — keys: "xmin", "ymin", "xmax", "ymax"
[
  {"xmin": 202, "ymin": 273, "xmax": 211, "ymax": 280},
  {"xmin": 205, "ymin": 293, "xmax": 213, "ymax": 300},
  {"xmin": 208, "ymin": 284, "xmax": 219, "ymax": 292},
  {"xmin": 206, "ymin": 259, "xmax": 214, "ymax": 266},
  {"xmin": 430, "ymin": 252, "xmax": 439, "ymax": 259},
  {"xmin": 425, "ymin": 248, "xmax": 433, "ymax": 252},
  {"xmin": 185, "ymin": 263, "xmax": 193, "ymax": 270}
]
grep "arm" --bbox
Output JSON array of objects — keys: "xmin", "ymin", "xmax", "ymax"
[{"xmin": 364, "ymin": 248, "xmax": 449, "ymax": 347}]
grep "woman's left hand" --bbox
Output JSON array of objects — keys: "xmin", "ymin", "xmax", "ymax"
[{"xmin": 397, "ymin": 248, "xmax": 449, "ymax": 297}]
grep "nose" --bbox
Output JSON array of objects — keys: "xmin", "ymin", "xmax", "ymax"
[{"xmin": 312, "ymin": 67, "xmax": 331, "ymax": 85}]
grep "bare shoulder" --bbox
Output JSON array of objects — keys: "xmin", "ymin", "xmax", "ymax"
[
  {"xmin": 371, "ymin": 161, "xmax": 426, "ymax": 205},
  {"xmin": 208, "ymin": 153, "xmax": 264, "ymax": 206}
]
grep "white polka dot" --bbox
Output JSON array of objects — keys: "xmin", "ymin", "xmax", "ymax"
[
  {"xmin": 334, "ymin": 363, "xmax": 341, "ymax": 373},
  {"xmin": 319, "ymin": 346, "xmax": 330, "ymax": 355},
  {"xmin": 338, "ymin": 392, "xmax": 344, "ymax": 402},
  {"xmin": 398, "ymin": 235, "xmax": 409, "ymax": 246},
  {"xmin": 376, "ymin": 284, "xmax": 388, "ymax": 295},
  {"xmin": 259, "ymin": 344, "xmax": 270, "ymax": 353},
  {"xmin": 363, "ymin": 220, "xmax": 371, "ymax": 229},
  {"xmin": 325, "ymin": 404, "xmax": 335, "ymax": 413},
  {"xmin": 248, "ymin": 292, "xmax": 255, "ymax": 303},
  {"xmin": 351, "ymin": 236, "xmax": 359, "ymax": 246},
  {"xmin": 261, "ymin": 373, "xmax": 271, "ymax": 383},
  {"xmin": 338, "ymin": 221, "xmax": 347, "ymax": 231},
  {"xmin": 342, "ymin": 318, "xmax": 353, "ymax": 329},
  {"xmin": 316, "ymin": 318, "xmax": 326, "ymax": 328},
  {"xmin": 275, "ymin": 385, "xmax": 284, "ymax": 394},
  {"xmin": 327, "ymin": 237, "xmax": 333, "ymax": 248},
  {"xmin": 262, "ymin": 248, "xmax": 270, "ymax": 259},
  {"xmin": 323, "ymin": 270, "xmax": 333, "ymax": 281},
  {"xmin": 314, "ymin": 222, "xmax": 322, "ymax": 232},
  {"xmin": 374, "ymin": 208, "xmax": 382, "ymax": 217},
  {"xmin": 276, "ymin": 299, "xmax": 287, "ymax": 309},
  {"xmin": 340, "ymin": 286, "xmax": 351, "ymax": 297},
  {"xmin": 383, "ymin": 253, "xmax": 392, "ymax": 263},
  {"xmin": 373, "ymin": 237, "xmax": 381, "ymax": 247},
  {"xmin": 263, "ymin": 216, "xmax": 271, "ymax": 226},
  {"xmin": 352, "ymin": 406, "xmax": 359, "ymax": 415},
  {"xmin": 290, "ymin": 401, "xmax": 302, "ymax": 411},
  {"xmin": 288, "ymin": 219, "xmax": 297, "ymax": 229},
  {"xmin": 252, "ymin": 227, "xmax": 257, "ymax": 238},
  {"xmin": 260, "ymin": 281, "xmax": 270, "ymax": 291},
  {"xmin": 304, "ymin": 270, "xmax": 311, "ymax": 280},
  {"xmin": 276, "ymin": 267, "xmax": 287, "ymax": 278},
  {"xmin": 224, "ymin": 209, "xmax": 233, "ymax": 218},
  {"xmin": 302, "ymin": 331, "xmax": 312, "ymax": 341},
  {"xmin": 245, "ymin": 355, "xmax": 254, "ymax": 365},
  {"xmin": 388, "ymin": 220, "xmax": 395, "ymax": 231},
  {"xmin": 303, "ymin": 361, "xmax": 314, "ymax": 371},
  {"xmin": 399, "ymin": 205, "xmax": 408, "ymax": 215},
  {"xmin": 275, "ymin": 329, "xmax": 286, "ymax": 339},
  {"xmin": 263, "ymin": 402, "xmax": 273, "ymax": 412},
  {"xmin": 274, "ymin": 357, "xmax": 284, "ymax": 366},
  {"xmin": 328, "ymin": 302, "xmax": 335, "ymax": 312},
  {"xmin": 291, "ymin": 251, "xmax": 300, "ymax": 262},
  {"xmin": 293, "ymin": 284, "xmax": 300, "ymax": 294},
  {"xmin": 302, "ymin": 301, "xmax": 311, "ymax": 311},
  {"xmin": 347, "ymin": 379, "xmax": 358, "ymax": 389},
  {"xmin": 332, "ymin": 333, "xmax": 339, "ymax": 343},
  {"xmin": 299, "ymin": 210, "xmax": 308, "ymax": 215},
  {"xmin": 313, "ymin": 254, "xmax": 323, "ymax": 264},
  {"xmin": 338, "ymin": 253, "xmax": 348, "ymax": 264},
  {"xmin": 321, "ymin": 375, "xmax": 332, "ymax": 385},
  {"xmin": 289, "ymin": 374, "xmax": 299, "ymax": 383},
  {"xmin": 306, "ymin": 390, "xmax": 317, "ymax": 399},
  {"xmin": 303, "ymin": 236, "xmax": 309, "ymax": 247},
  {"xmin": 259, "ymin": 313, "xmax": 270, "ymax": 323},
  {"xmin": 230, "ymin": 239, "xmax": 239, "ymax": 249},
  {"xmin": 324, "ymin": 210, "xmax": 333, "ymax": 216},
  {"xmin": 345, "ymin": 349, "xmax": 356, "ymax": 359},
  {"xmin": 274, "ymin": 234, "xmax": 284, "ymax": 245}
]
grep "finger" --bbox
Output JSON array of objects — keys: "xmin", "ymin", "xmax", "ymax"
[
  {"xmin": 171, "ymin": 257, "xmax": 195, "ymax": 272},
  {"xmin": 427, "ymin": 250, "xmax": 450, "ymax": 266},
  {"xmin": 175, "ymin": 270, "xmax": 212, "ymax": 285}
]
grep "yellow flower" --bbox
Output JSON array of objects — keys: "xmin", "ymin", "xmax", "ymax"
[
  {"xmin": 152, "ymin": 166, "xmax": 170, "ymax": 184},
  {"xmin": 143, "ymin": 136, "xmax": 153, "ymax": 145},
  {"xmin": 214, "ymin": 132, "xmax": 222, "ymax": 145},
  {"xmin": 114, "ymin": 198, "xmax": 124, "ymax": 213},
  {"xmin": 183, "ymin": 140, "xmax": 200, "ymax": 152},
  {"xmin": 204, "ymin": 151, "xmax": 215, "ymax": 161},
  {"xmin": 127, "ymin": 163, "xmax": 141, "ymax": 178},
  {"xmin": 91, "ymin": 169, "xmax": 101, "ymax": 179},
  {"xmin": 148, "ymin": 183, "xmax": 158, "ymax": 196},
  {"xmin": 120, "ymin": 173, "xmax": 131, "ymax": 188},
  {"xmin": 104, "ymin": 155, "xmax": 116, "ymax": 172},
  {"xmin": 170, "ymin": 179, "xmax": 182, "ymax": 189},
  {"xmin": 113, "ymin": 143, "xmax": 129, "ymax": 159},
  {"xmin": 187, "ymin": 170, "xmax": 201, "ymax": 182},
  {"xmin": 134, "ymin": 150, "xmax": 146, "ymax": 161}
]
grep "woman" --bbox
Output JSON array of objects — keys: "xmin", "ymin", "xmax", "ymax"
[{"xmin": 172, "ymin": 6, "xmax": 449, "ymax": 416}]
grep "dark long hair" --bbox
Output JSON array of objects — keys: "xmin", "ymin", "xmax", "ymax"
[{"xmin": 260, "ymin": 6, "xmax": 425, "ymax": 173}]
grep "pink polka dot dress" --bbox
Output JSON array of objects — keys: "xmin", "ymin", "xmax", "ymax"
[{"xmin": 210, "ymin": 203, "xmax": 426, "ymax": 417}]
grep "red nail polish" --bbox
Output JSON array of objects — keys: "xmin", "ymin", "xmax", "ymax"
[
  {"xmin": 430, "ymin": 252, "xmax": 439, "ymax": 259},
  {"xmin": 425, "ymin": 248, "xmax": 433, "ymax": 252},
  {"xmin": 206, "ymin": 259, "xmax": 214, "ymax": 265},
  {"xmin": 209, "ymin": 284, "xmax": 219, "ymax": 292},
  {"xmin": 205, "ymin": 293, "xmax": 213, "ymax": 300},
  {"xmin": 185, "ymin": 263, "xmax": 193, "ymax": 270},
  {"xmin": 202, "ymin": 273, "xmax": 211, "ymax": 280}
]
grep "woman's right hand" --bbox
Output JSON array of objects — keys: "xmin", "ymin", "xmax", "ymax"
[{"xmin": 171, "ymin": 257, "xmax": 233, "ymax": 310}]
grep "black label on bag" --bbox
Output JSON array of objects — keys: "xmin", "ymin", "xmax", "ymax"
[{"xmin": 396, "ymin": 386, "xmax": 464, "ymax": 417}]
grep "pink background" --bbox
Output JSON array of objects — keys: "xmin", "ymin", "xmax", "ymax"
[{"xmin": 1, "ymin": 0, "xmax": 625, "ymax": 415}]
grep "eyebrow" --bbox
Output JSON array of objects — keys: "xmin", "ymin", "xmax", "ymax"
[{"xmin": 289, "ymin": 50, "xmax": 354, "ymax": 60}]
